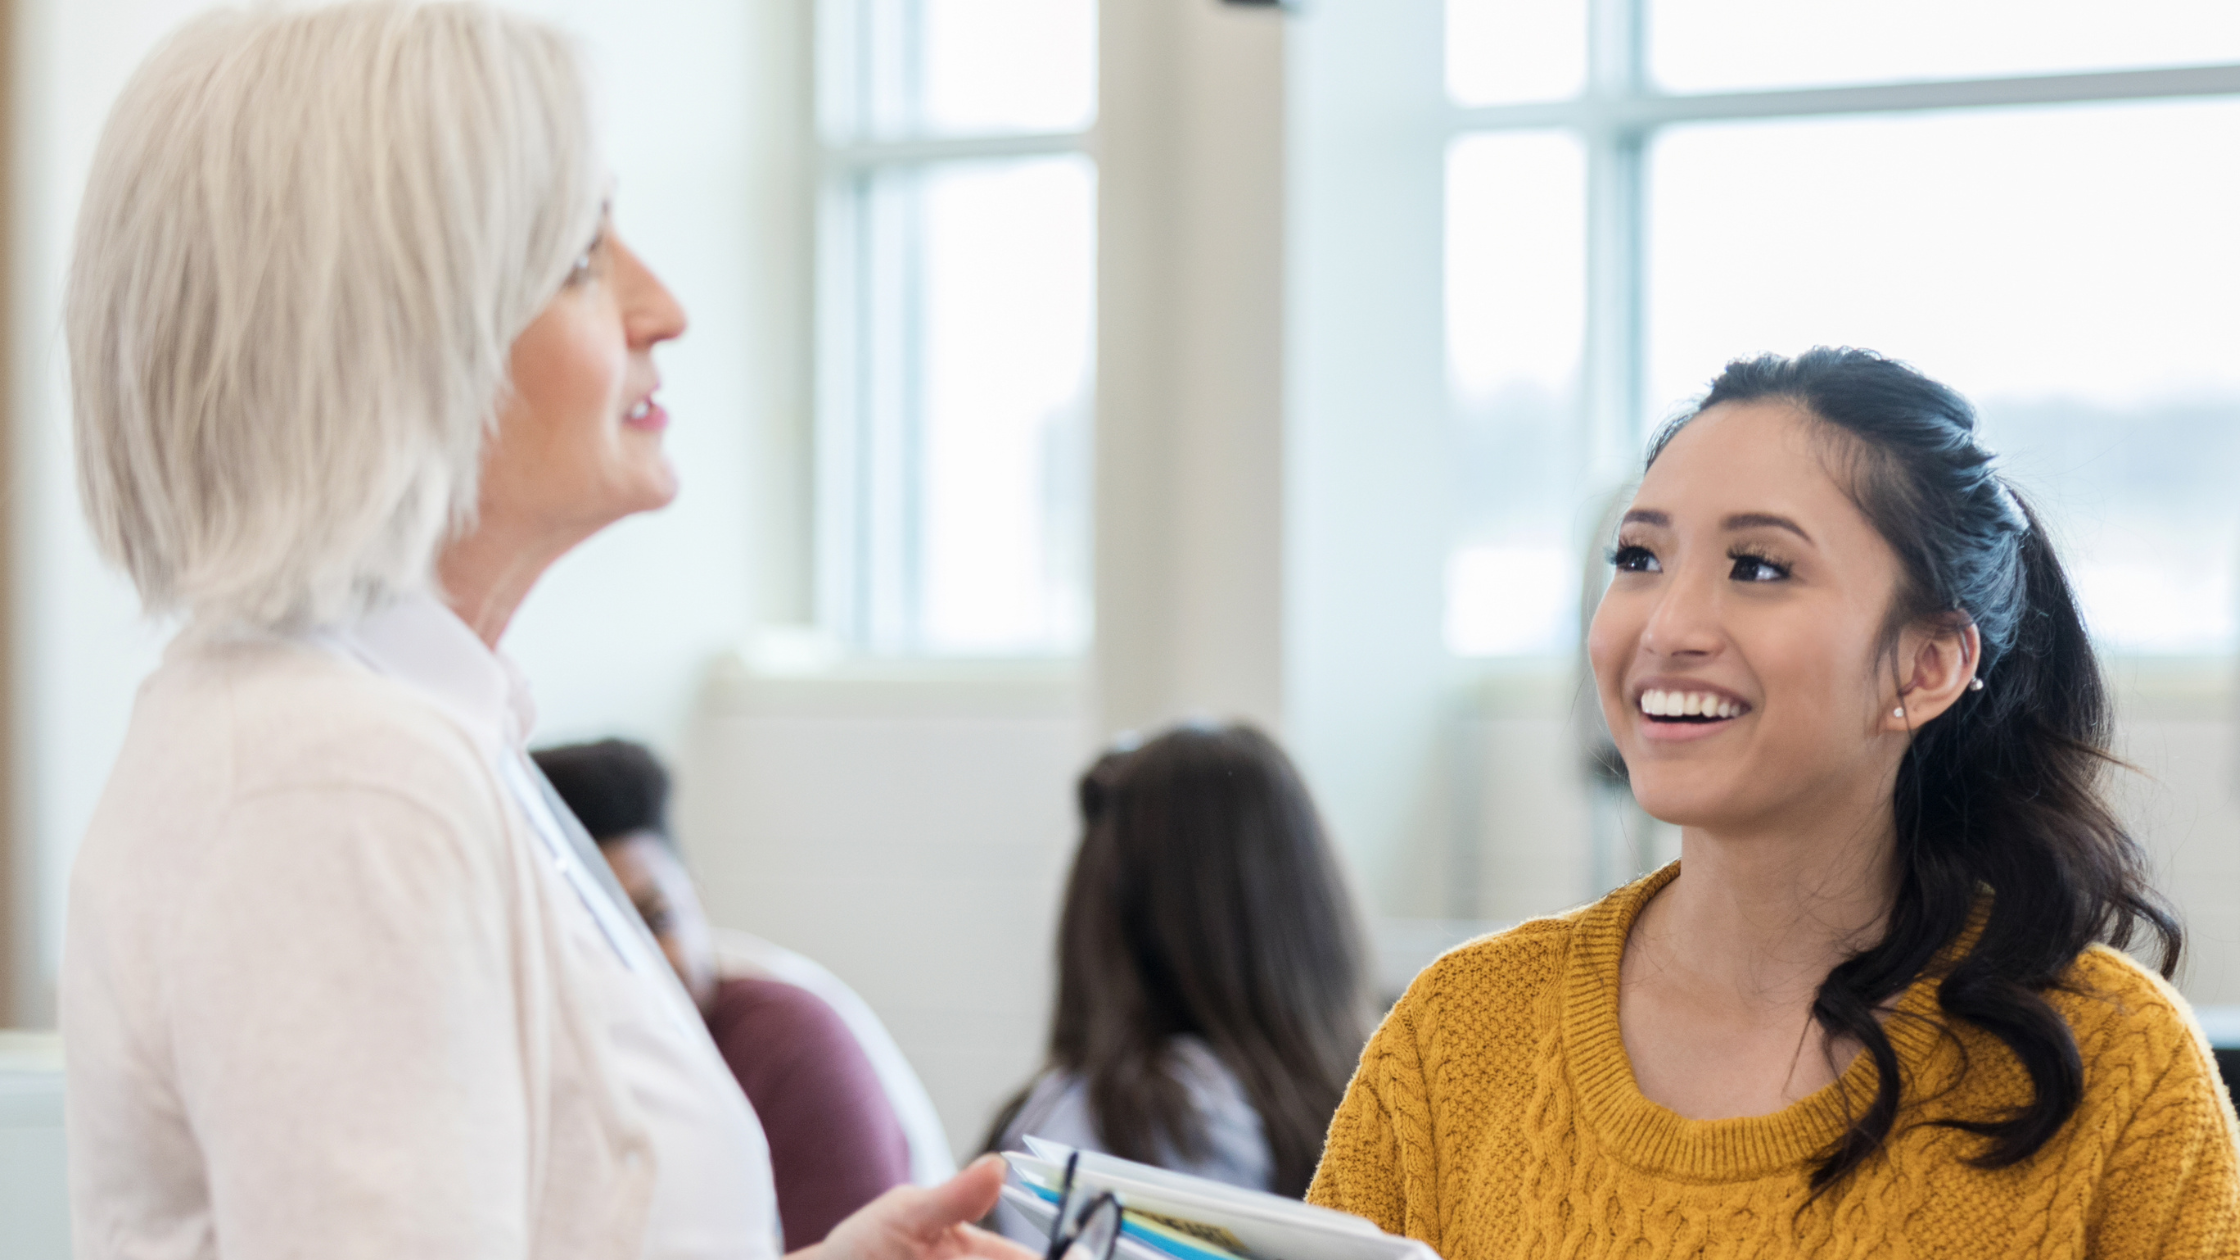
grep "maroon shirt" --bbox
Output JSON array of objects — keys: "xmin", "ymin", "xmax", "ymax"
[{"xmin": 705, "ymin": 977, "xmax": 914, "ymax": 1247}]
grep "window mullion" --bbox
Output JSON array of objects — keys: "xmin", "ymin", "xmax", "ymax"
[
  {"xmin": 1581, "ymin": 0, "xmax": 1647, "ymax": 483},
  {"xmin": 1582, "ymin": 132, "xmax": 1644, "ymax": 478}
]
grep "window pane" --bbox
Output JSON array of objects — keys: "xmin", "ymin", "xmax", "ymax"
[
  {"xmin": 836, "ymin": 156, "xmax": 1095, "ymax": 655},
  {"xmin": 1648, "ymin": 101, "xmax": 2240, "ymax": 654},
  {"xmin": 848, "ymin": 0, "xmax": 1096, "ymax": 139},
  {"xmin": 1445, "ymin": 132, "xmax": 1589, "ymax": 656},
  {"xmin": 1652, "ymin": 0, "xmax": 2240, "ymax": 94},
  {"xmin": 1447, "ymin": 0, "xmax": 1588, "ymax": 107}
]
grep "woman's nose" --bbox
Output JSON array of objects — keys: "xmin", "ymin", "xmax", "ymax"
[
  {"xmin": 1639, "ymin": 569, "xmax": 1723, "ymax": 659},
  {"xmin": 612, "ymin": 235, "xmax": 688, "ymax": 347}
]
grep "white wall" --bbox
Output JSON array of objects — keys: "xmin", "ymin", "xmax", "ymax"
[
  {"xmin": 1283, "ymin": 0, "xmax": 1457, "ymax": 916},
  {"xmin": 2107, "ymin": 662, "xmax": 2240, "ymax": 1003},
  {"xmin": 679, "ymin": 661, "xmax": 1089, "ymax": 1158},
  {"xmin": 5, "ymin": 0, "xmax": 783, "ymax": 1025},
  {"xmin": 1094, "ymin": 0, "xmax": 1289, "ymax": 739},
  {"xmin": 10, "ymin": 0, "xmax": 209, "ymax": 1028},
  {"xmin": 0, "ymin": 1032, "xmax": 67, "ymax": 1258}
]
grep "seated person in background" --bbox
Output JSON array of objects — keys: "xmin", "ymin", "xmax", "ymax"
[
  {"xmin": 534, "ymin": 739, "xmax": 913, "ymax": 1246},
  {"xmin": 984, "ymin": 722, "xmax": 1373, "ymax": 1211}
]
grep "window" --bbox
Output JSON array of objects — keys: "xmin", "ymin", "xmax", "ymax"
[
  {"xmin": 1442, "ymin": 0, "xmax": 2240, "ymax": 657},
  {"xmin": 816, "ymin": 0, "xmax": 1098, "ymax": 656}
]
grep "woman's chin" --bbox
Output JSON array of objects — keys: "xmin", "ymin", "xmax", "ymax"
[
  {"xmin": 622, "ymin": 460, "xmax": 681, "ymax": 515},
  {"xmin": 1625, "ymin": 773, "xmax": 1736, "ymax": 833}
]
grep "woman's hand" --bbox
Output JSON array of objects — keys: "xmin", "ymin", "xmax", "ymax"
[{"xmin": 799, "ymin": 1155, "xmax": 1042, "ymax": 1260}]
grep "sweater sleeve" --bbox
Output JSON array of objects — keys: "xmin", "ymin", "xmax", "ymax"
[
  {"xmin": 2088, "ymin": 1017, "xmax": 2240, "ymax": 1259},
  {"xmin": 1309, "ymin": 1004, "xmax": 1440, "ymax": 1249},
  {"xmin": 709, "ymin": 978, "xmax": 913, "ymax": 1247},
  {"xmin": 166, "ymin": 784, "xmax": 532, "ymax": 1260}
]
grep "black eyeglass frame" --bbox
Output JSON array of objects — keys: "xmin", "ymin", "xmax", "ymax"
[{"xmin": 1043, "ymin": 1151, "xmax": 1125, "ymax": 1260}]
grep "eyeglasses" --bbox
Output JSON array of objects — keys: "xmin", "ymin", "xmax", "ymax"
[{"xmin": 1045, "ymin": 1152, "xmax": 1125, "ymax": 1260}]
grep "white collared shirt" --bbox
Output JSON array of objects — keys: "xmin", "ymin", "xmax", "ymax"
[{"xmin": 329, "ymin": 594, "xmax": 780, "ymax": 1260}]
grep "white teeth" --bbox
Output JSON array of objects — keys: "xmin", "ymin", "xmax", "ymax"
[
  {"xmin": 1638, "ymin": 689, "xmax": 1743, "ymax": 720},
  {"xmin": 628, "ymin": 399, "xmax": 650, "ymax": 419}
]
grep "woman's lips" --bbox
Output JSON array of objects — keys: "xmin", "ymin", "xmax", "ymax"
[
  {"xmin": 1636, "ymin": 712, "xmax": 1742, "ymax": 743},
  {"xmin": 1631, "ymin": 685, "xmax": 1751, "ymax": 743},
  {"xmin": 623, "ymin": 397, "xmax": 668, "ymax": 434}
]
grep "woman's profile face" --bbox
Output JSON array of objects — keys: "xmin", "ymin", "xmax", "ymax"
[
  {"xmin": 1586, "ymin": 401, "xmax": 1915, "ymax": 834},
  {"xmin": 480, "ymin": 214, "xmax": 687, "ymax": 540}
]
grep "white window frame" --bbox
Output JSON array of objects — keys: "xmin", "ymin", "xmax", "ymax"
[
  {"xmin": 811, "ymin": 0, "xmax": 1097, "ymax": 657},
  {"xmin": 1431, "ymin": 5, "xmax": 2240, "ymax": 910},
  {"xmin": 1448, "ymin": 0, "xmax": 2240, "ymax": 525}
]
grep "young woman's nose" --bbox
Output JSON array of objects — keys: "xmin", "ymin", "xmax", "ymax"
[{"xmin": 1638, "ymin": 567, "xmax": 1724, "ymax": 659}]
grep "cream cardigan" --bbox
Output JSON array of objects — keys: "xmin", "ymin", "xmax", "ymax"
[{"xmin": 64, "ymin": 632, "xmax": 668, "ymax": 1259}]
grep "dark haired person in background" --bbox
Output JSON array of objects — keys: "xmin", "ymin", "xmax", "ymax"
[
  {"xmin": 535, "ymin": 739, "xmax": 913, "ymax": 1246},
  {"xmin": 1312, "ymin": 349, "xmax": 2240, "ymax": 1255},
  {"xmin": 985, "ymin": 723, "xmax": 1373, "ymax": 1205}
]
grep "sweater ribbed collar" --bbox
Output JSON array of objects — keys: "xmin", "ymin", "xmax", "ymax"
[{"xmin": 1561, "ymin": 863, "xmax": 1957, "ymax": 1183}]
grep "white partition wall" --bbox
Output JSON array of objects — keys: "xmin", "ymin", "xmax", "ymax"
[
  {"xmin": 1282, "ymin": 1, "xmax": 1460, "ymax": 917},
  {"xmin": 1094, "ymin": 0, "xmax": 1289, "ymax": 740},
  {"xmin": 0, "ymin": 1032, "xmax": 65, "ymax": 1257},
  {"xmin": 679, "ymin": 659, "xmax": 1089, "ymax": 1158}
]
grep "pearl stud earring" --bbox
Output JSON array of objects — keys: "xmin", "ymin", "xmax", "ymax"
[
  {"xmin": 1969, "ymin": 677, "xmax": 1985, "ymax": 691},
  {"xmin": 1893, "ymin": 706, "xmax": 1905, "ymax": 718}
]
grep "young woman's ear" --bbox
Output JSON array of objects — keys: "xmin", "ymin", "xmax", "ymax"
[{"xmin": 1884, "ymin": 620, "xmax": 1981, "ymax": 732}]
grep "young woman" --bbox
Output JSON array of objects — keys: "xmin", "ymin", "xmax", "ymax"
[
  {"xmin": 986, "ymin": 724, "xmax": 1373, "ymax": 1202},
  {"xmin": 1310, "ymin": 349, "xmax": 2240, "ymax": 1256}
]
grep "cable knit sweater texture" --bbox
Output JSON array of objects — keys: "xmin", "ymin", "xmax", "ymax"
[{"xmin": 1308, "ymin": 865, "xmax": 2240, "ymax": 1258}]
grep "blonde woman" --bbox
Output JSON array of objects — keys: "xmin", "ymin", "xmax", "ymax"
[{"xmin": 60, "ymin": 6, "xmax": 1031, "ymax": 1260}]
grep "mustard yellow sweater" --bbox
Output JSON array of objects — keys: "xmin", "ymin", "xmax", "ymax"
[{"xmin": 1309, "ymin": 866, "xmax": 2240, "ymax": 1258}]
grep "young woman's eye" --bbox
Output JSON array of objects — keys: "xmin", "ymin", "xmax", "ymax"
[
  {"xmin": 1607, "ymin": 543, "xmax": 1661, "ymax": 574},
  {"xmin": 1728, "ymin": 550, "xmax": 1791, "ymax": 582}
]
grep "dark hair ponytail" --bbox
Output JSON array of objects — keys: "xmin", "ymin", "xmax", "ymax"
[{"xmin": 1650, "ymin": 348, "xmax": 2180, "ymax": 1189}]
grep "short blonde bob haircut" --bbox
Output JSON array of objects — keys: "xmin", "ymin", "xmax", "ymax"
[{"xmin": 69, "ymin": 1, "xmax": 603, "ymax": 631}]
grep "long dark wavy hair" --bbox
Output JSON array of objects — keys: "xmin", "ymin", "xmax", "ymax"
[
  {"xmin": 982, "ymin": 723, "xmax": 1373, "ymax": 1196},
  {"xmin": 1648, "ymin": 348, "xmax": 2182, "ymax": 1190}
]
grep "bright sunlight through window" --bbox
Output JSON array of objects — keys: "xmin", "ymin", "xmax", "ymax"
[
  {"xmin": 1443, "ymin": 0, "xmax": 2240, "ymax": 658},
  {"xmin": 819, "ymin": 0, "xmax": 1096, "ymax": 657}
]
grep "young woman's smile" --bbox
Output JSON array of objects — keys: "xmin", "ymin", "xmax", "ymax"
[
  {"xmin": 1587, "ymin": 399, "xmax": 1917, "ymax": 833},
  {"xmin": 1629, "ymin": 675, "xmax": 1754, "ymax": 742}
]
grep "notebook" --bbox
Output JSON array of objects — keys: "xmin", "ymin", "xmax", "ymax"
[{"xmin": 1002, "ymin": 1137, "xmax": 1440, "ymax": 1260}]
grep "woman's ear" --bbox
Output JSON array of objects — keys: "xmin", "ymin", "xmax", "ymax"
[{"xmin": 1884, "ymin": 619, "xmax": 1981, "ymax": 733}]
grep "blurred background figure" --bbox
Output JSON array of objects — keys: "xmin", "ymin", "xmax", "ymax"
[
  {"xmin": 535, "ymin": 738, "xmax": 942, "ymax": 1246},
  {"xmin": 984, "ymin": 723, "xmax": 1373, "ymax": 1210}
]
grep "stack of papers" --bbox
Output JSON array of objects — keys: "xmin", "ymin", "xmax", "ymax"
[{"xmin": 1000, "ymin": 1136, "xmax": 1438, "ymax": 1260}]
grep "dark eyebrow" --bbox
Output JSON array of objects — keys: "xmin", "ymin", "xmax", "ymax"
[
  {"xmin": 1724, "ymin": 512, "xmax": 1813, "ymax": 543},
  {"xmin": 1620, "ymin": 509, "xmax": 1669, "ymax": 528}
]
